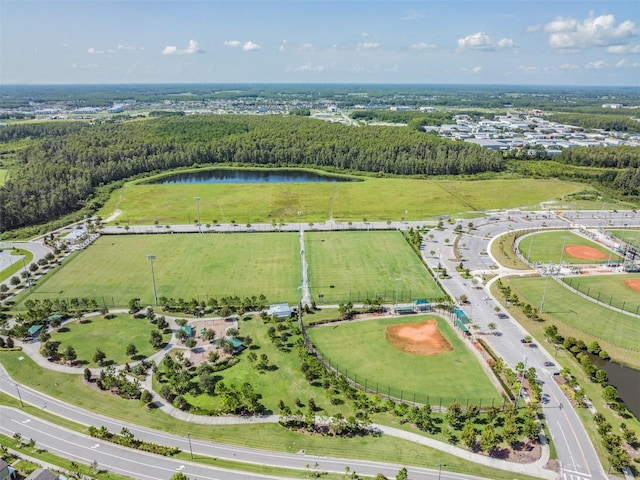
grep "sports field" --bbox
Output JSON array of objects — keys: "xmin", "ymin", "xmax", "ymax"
[
  {"xmin": 518, "ymin": 231, "xmax": 620, "ymax": 265},
  {"xmin": 305, "ymin": 231, "xmax": 443, "ymax": 304},
  {"xmin": 608, "ymin": 229, "xmax": 640, "ymax": 248},
  {"xmin": 307, "ymin": 315, "xmax": 502, "ymax": 406},
  {"xmin": 509, "ymin": 276, "xmax": 640, "ymax": 355},
  {"xmin": 562, "ymin": 273, "xmax": 640, "ymax": 316},
  {"xmin": 99, "ymin": 173, "xmax": 584, "ymax": 225},
  {"xmin": 23, "ymin": 233, "xmax": 301, "ymax": 306}
]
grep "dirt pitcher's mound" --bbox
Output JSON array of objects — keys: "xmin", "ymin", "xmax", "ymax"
[
  {"xmin": 624, "ymin": 279, "xmax": 640, "ymax": 293},
  {"xmin": 565, "ymin": 245, "xmax": 608, "ymax": 260},
  {"xmin": 386, "ymin": 320, "xmax": 453, "ymax": 356}
]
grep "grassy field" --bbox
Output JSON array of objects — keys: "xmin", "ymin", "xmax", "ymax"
[
  {"xmin": 609, "ymin": 229, "xmax": 640, "ymax": 247},
  {"xmin": 98, "ymin": 171, "xmax": 585, "ymax": 225},
  {"xmin": 517, "ymin": 231, "xmax": 620, "ymax": 265},
  {"xmin": 0, "ymin": 353, "xmax": 540, "ymax": 480},
  {"xmin": 19, "ymin": 233, "xmax": 301, "ymax": 307},
  {"xmin": 562, "ymin": 273, "xmax": 640, "ymax": 316},
  {"xmin": 0, "ymin": 169, "xmax": 8, "ymax": 186},
  {"xmin": 49, "ymin": 313, "xmax": 168, "ymax": 366},
  {"xmin": 508, "ymin": 276, "xmax": 640, "ymax": 364},
  {"xmin": 305, "ymin": 231, "xmax": 444, "ymax": 304},
  {"xmin": 307, "ymin": 315, "xmax": 502, "ymax": 406}
]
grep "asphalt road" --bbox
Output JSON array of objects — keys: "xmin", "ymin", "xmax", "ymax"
[
  {"xmin": 0, "ymin": 366, "xmax": 489, "ymax": 480},
  {"xmin": 422, "ymin": 209, "xmax": 635, "ymax": 480}
]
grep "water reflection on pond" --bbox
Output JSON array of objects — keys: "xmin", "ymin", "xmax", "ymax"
[{"xmin": 145, "ymin": 169, "xmax": 358, "ymax": 185}]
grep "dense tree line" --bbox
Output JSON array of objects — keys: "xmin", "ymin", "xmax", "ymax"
[
  {"xmin": 546, "ymin": 113, "xmax": 640, "ymax": 132},
  {"xmin": 351, "ymin": 109, "xmax": 453, "ymax": 125},
  {"xmin": 0, "ymin": 115, "xmax": 502, "ymax": 232}
]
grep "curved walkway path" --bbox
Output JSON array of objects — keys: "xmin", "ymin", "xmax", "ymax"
[{"xmin": 10, "ymin": 309, "xmax": 555, "ymax": 479}]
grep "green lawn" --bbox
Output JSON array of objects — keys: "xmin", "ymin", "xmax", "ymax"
[
  {"xmin": 517, "ymin": 231, "xmax": 620, "ymax": 264},
  {"xmin": 0, "ymin": 352, "xmax": 541, "ymax": 480},
  {"xmin": 307, "ymin": 315, "xmax": 502, "ymax": 406},
  {"xmin": 562, "ymin": 273, "xmax": 640, "ymax": 316},
  {"xmin": 305, "ymin": 231, "xmax": 444, "ymax": 304},
  {"xmin": 20, "ymin": 233, "xmax": 301, "ymax": 307},
  {"xmin": 99, "ymin": 171, "xmax": 584, "ymax": 224},
  {"xmin": 0, "ymin": 169, "xmax": 8, "ymax": 186},
  {"xmin": 509, "ymin": 276, "xmax": 640, "ymax": 358},
  {"xmin": 183, "ymin": 315, "xmax": 353, "ymax": 415},
  {"xmin": 49, "ymin": 313, "xmax": 168, "ymax": 366},
  {"xmin": 608, "ymin": 229, "xmax": 640, "ymax": 248}
]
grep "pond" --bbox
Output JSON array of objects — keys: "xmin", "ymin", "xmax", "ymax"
[
  {"xmin": 591, "ymin": 355, "xmax": 640, "ymax": 420},
  {"xmin": 145, "ymin": 169, "xmax": 357, "ymax": 185}
]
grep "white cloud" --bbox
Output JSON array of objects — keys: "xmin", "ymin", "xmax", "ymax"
[
  {"xmin": 526, "ymin": 24, "xmax": 541, "ymax": 33},
  {"xmin": 279, "ymin": 40, "xmax": 288, "ymax": 52},
  {"xmin": 410, "ymin": 42, "xmax": 435, "ymax": 51},
  {"xmin": 497, "ymin": 38, "xmax": 514, "ymax": 49},
  {"xmin": 607, "ymin": 44, "xmax": 640, "ymax": 54},
  {"xmin": 585, "ymin": 60, "xmax": 607, "ymax": 69},
  {"xmin": 224, "ymin": 40, "xmax": 261, "ymax": 51},
  {"xmin": 117, "ymin": 45, "xmax": 144, "ymax": 51},
  {"xmin": 87, "ymin": 47, "xmax": 104, "ymax": 55},
  {"xmin": 616, "ymin": 58, "xmax": 640, "ymax": 68},
  {"xmin": 356, "ymin": 42, "xmax": 381, "ymax": 50},
  {"xmin": 400, "ymin": 9, "xmax": 424, "ymax": 21},
  {"xmin": 457, "ymin": 32, "xmax": 493, "ymax": 51},
  {"xmin": 471, "ymin": 65, "xmax": 482, "ymax": 73},
  {"xmin": 543, "ymin": 13, "xmax": 638, "ymax": 50},
  {"xmin": 291, "ymin": 62, "xmax": 327, "ymax": 72},
  {"xmin": 361, "ymin": 32, "xmax": 370, "ymax": 38},
  {"xmin": 162, "ymin": 39, "xmax": 203, "ymax": 55}
]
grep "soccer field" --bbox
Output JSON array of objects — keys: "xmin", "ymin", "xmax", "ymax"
[
  {"xmin": 305, "ymin": 231, "xmax": 444, "ymax": 304},
  {"xmin": 24, "ymin": 233, "xmax": 301, "ymax": 306},
  {"xmin": 307, "ymin": 315, "xmax": 502, "ymax": 406}
]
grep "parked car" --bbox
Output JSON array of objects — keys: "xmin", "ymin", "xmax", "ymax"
[{"xmin": 544, "ymin": 361, "xmax": 555, "ymax": 367}]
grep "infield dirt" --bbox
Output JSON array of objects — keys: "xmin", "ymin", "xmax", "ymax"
[{"xmin": 385, "ymin": 319, "xmax": 452, "ymax": 356}]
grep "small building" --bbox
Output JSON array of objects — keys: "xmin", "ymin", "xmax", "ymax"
[
  {"xmin": 453, "ymin": 308, "xmax": 470, "ymax": 324},
  {"xmin": 180, "ymin": 325, "xmax": 193, "ymax": 337},
  {"xmin": 28, "ymin": 324, "xmax": 44, "ymax": 338},
  {"xmin": 413, "ymin": 299, "xmax": 431, "ymax": 312},
  {"xmin": 394, "ymin": 304, "xmax": 415, "ymax": 315},
  {"xmin": 267, "ymin": 304, "xmax": 293, "ymax": 319},
  {"xmin": 0, "ymin": 459, "xmax": 15, "ymax": 480},
  {"xmin": 25, "ymin": 469, "xmax": 59, "ymax": 480}
]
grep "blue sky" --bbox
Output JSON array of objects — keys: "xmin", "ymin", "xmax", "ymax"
[{"xmin": 1, "ymin": 0, "xmax": 638, "ymax": 85}]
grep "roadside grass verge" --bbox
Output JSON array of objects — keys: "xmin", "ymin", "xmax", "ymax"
[
  {"xmin": 507, "ymin": 276, "xmax": 640, "ymax": 360},
  {"xmin": 0, "ymin": 351, "xmax": 540, "ymax": 480},
  {"xmin": 305, "ymin": 231, "xmax": 444, "ymax": 304},
  {"xmin": 307, "ymin": 314, "xmax": 502, "ymax": 406},
  {"xmin": 98, "ymin": 173, "xmax": 584, "ymax": 225},
  {"xmin": 490, "ymin": 232, "xmax": 530, "ymax": 270},
  {"xmin": 17, "ymin": 233, "xmax": 301, "ymax": 307},
  {"xmin": 562, "ymin": 273, "xmax": 640, "ymax": 316}
]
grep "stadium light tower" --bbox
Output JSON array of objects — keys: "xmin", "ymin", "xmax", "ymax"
[
  {"xmin": 146, "ymin": 254, "xmax": 158, "ymax": 305},
  {"xmin": 194, "ymin": 196, "xmax": 201, "ymax": 233}
]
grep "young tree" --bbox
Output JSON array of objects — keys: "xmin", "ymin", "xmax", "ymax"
[
  {"xmin": 480, "ymin": 423, "xmax": 498, "ymax": 452},
  {"xmin": 93, "ymin": 348, "xmax": 106, "ymax": 366},
  {"xmin": 126, "ymin": 343, "xmax": 138, "ymax": 359},
  {"xmin": 461, "ymin": 421, "xmax": 476, "ymax": 449},
  {"xmin": 63, "ymin": 345, "xmax": 77, "ymax": 363}
]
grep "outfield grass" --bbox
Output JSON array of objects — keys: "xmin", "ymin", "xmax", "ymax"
[
  {"xmin": 20, "ymin": 233, "xmax": 301, "ymax": 307},
  {"xmin": 98, "ymin": 171, "xmax": 584, "ymax": 224},
  {"xmin": 0, "ymin": 353, "xmax": 540, "ymax": 480},
  {"xmin": 49, "ymin": 313, "xmax": 168, "ymax": 366},
  {"xmin": 608, "ymin": 229, "xmax": 640, "ymax": 248},
  {"xmin": 517, "ymin": 231, "xmax": 620, "ymax": 264},
  {"xmin": 307, "ymin": 315, "xmax": 502, "ymax": 406},
  {"xmin": 562, "ymin": 273, "xmax": 640, "ymax": 316},
  {"xmin": 305, "ymin": 231, "xmax": 444, "ymax": 304},
  {"xmin": 508, "ymin": 276, "xmax": 640, "ymax": 364}
]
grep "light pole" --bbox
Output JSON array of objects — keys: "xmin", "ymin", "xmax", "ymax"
[
  {"xmin": 438, "ymin": 463, "xmax": 447, "ymax": 480},
  {"xmin": 194, "ymin": 196, "xmax": 201, "ymax": 233},
  {"xmin": 394, "ymin": 277, "xmax": 402, "ymax": 310},
  {"xmin": 21, "ymin": 257, "xmax": 32, "ymax": 293},
  {"xmin": 297, "ymin": 211, "xmax": 302, "ymax": 232},
  {"xmin": 557, "ymin": 236, "xmax": 568, "ymax": 276},
  {"xmin": 146, "ymin": 254, "xmax": 158, "ymax": 306},
  {"xmin": 187, "ymin": 433, "xmax": 193, "ymax": 459},
  {"xmin": 540, "ymin": 273, "xmax": 550, "ymax": 313},
  {"xmin": 15, "ymin": 383, "xmax": 23, "ymax": 407}
]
